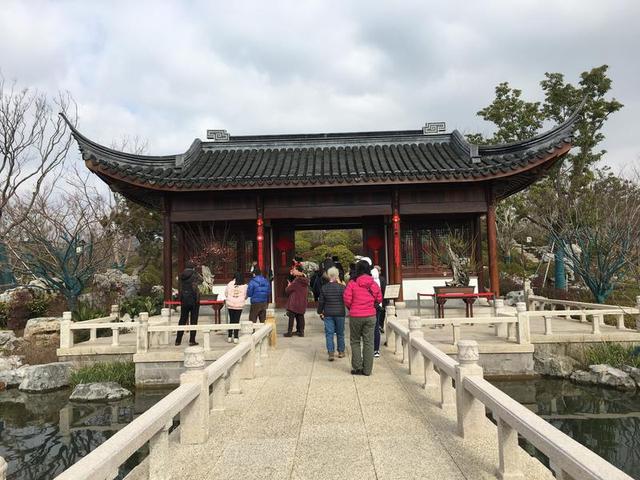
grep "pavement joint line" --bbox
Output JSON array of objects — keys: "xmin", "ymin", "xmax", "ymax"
[
  {"xmin": 381, "ymin": 349, "xmax": 469, "ymax": 479},
  {"xmin": 288, "ymin": 341, "xmax": 316, "ymax": 479}
]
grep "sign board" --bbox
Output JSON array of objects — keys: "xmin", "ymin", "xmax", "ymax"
[{"xmin": 384, "ymin": 284, "xmax": 401, "ymax": 300}]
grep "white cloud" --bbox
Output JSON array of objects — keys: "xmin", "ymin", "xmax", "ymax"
[{"xmin": 0, "ymin": 0, "xmax": 637, "ymax": 170}]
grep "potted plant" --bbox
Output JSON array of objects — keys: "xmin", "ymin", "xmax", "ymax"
[
  {"xmin": 432, "ymin": 231, "xmax": 476, "ymax": 293},
  {"xmin": 198, "ymin": 266, "xmax": 218, "ymax": 301}
]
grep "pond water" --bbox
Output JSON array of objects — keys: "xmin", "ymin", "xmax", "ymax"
[
  {"xmin": 492, "ymin": 377, "xmax": 640, "ymax": 479},
  {"xmin": 0, "ymin": 387, "xmax": 173, "ymax": 480}
]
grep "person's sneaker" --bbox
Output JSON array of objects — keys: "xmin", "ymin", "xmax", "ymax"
[
  {"xmin": 338, "ymin": 352, "xmax": 345, "ymax": 358},
  {"xmin": 374, "ymin": 351, "xmax": 380, "ymax": 358},
  {"xmin": 189, "ymin": 341, "xmax": 199, "ymax": 346},
  {"xmin": 233, "ymin": 338, "xmax": 239, "ymax": 344},
  {"xmin": 297, "ymin": 332, "xmax": 304, "ymax": 337},
  {"xmin": 283, "ymin": 332, "xmax": 293, "ymax": 337},
  {"xmin": 328, "ymin": 352, "xmax": 335, "ymax": 362},
  {"xmin": 227, "ymin": 337, "xmax": 233, "ymax": 343}
]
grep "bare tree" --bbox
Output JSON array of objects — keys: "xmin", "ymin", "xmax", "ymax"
[
  {"xmin": 0, "ymin": 75, "xmax": 77, "ymax": 237},
  {"xmin": 6, "ymin": 178, "xmax": 116, "ymax": 310}
]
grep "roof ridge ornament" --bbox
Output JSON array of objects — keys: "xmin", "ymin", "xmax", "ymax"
[
  {"xmin": 422, "ymin": 122, "xmax": 446, "ymax": 135},
  {"xmin": 206, "ymin": 129, "xmax": 230, "ymax": 142}
]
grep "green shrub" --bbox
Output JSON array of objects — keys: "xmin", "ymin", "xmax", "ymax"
[
  {"xmin": 0, "ymin": 302, "xmax": 7, "ymax": 329},
  {"xmin": 27, "ymin": 297, "xmax": 49, "ymax": 318},
  {"xmin": 73, "ymin": 301, "xmax": 107, "ymax": 322},
  {"xmin": 120, "ymin": 295, "xmax": 162, "ymax": 319},
  {"xmin": 70, "ymin": 361, "xmax": 135, "ymax": 389},
  {"xmin": 583, "ymin": 342, "xmax": 640, "ymax": 369}
]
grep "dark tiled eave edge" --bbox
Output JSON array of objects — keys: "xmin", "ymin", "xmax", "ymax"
[{"xmin": 60, "ymin": 106, "xmax": 578, "ymax": 193}]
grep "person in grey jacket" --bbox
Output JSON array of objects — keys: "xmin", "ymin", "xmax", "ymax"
[{"xmin": 317, "ymin": 267, "xmax": 346, "ymax": 361}]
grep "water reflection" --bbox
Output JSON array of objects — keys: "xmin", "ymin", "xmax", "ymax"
[
  {"xmin": 0, "ymin": 388, "xmax": 171, "ymax": 480},
  {"xmin": 492, "ymin": 378, "xmax": 640, "ymax": 479}
]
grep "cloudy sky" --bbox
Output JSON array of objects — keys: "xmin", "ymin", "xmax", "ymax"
[{"xmin": 1, "ymin": 0, "xmax": 639, "ymax": 170}]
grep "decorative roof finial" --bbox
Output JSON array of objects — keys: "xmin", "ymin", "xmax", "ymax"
[
  {"xmin": 206, "ymin": 129, "xmax": 230, "ymax": 142},
  {"xmin": 422, "ymin": 122, "xmax": 446, "ymax": 135}
]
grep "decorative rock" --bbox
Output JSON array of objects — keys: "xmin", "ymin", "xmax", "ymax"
[
  {"xmin": 0, "ymin": 330, "xmax": 22, "ymax": 351},
  {"xmin": 570, "ymin": 364, "xmax": 636, "ymax": 390},
  {"xmin": 0, "ymin": 355, "xmax": 23, "ymax": 372},
  {"xmin": 0, "ymin": 365, "xmax": 31, "ymax": 388},
  {"xmin": 623, "ymin": 365, "xmax": 640, "ymax": 384},
  {"xmin": 69, "ymin": 382, "xmax": 133, "ymax": 402},
  {"xmin": 24, "ymin": 317, "xmax": 61, "ymax": 338},
  {"xmin": 505, "ymin": 290, "xmax": 525, "ymax": 306},
  {"xmin": 18, "ymin": 362, "xmax": 73, "ymax": 392},
  {"xmin": 533, "ymin": 352, "xmax": 578, "ymax": 378}
]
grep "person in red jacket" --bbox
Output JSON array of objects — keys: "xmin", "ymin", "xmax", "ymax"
[
  {"xmin": 343, "ymin": 260, "xmax": 382, "ymax": 375},
  {"xmin": 284, "ymin": 267, "xmax": 310, "ymax": 337}
]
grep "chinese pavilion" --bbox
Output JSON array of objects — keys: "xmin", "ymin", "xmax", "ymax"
[{"xmin": 63, "ymin": 111, "xmax": 577, "ymax": 306}]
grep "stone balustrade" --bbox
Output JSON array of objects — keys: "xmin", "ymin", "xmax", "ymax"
[
  {"xmin": 60, "ymin": 309, "xmax": 138, "ymax": 350},
  {"xmin": 386, "ymin": 311, "xmax": 633, "ymax": 480},
  {"xmin": 522, "ymin": 305, "xmax": 640, "ymax": 335},
  {"xmin": 54, "ymin": 321, "xmax": 273, "ymax": 480},
  {"xmin": 0, "ymin": 456, "xmax": 6, "ymax": 480}
]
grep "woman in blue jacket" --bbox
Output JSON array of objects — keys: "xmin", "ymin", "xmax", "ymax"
[{"xmin": 247, "ymin": 267, "xmax": 271, "ymax": 322}]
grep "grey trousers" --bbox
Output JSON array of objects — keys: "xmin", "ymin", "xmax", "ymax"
[{"xmin": 349, "ymin": 315, "xmax": 376, "ymax": 375}]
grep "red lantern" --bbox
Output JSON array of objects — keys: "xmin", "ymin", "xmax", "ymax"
[
  {"xmin": 366, "ymin": 235, "xmax": 384, "ymax": 265},
  {"xmin": 275, "ymin": 238, "xmax": 294, "ymax": 267}
]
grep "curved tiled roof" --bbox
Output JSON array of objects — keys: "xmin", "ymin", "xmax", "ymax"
[{"xmin": 62, "ymin": 110, "xmax": 577, "ymax": 193}]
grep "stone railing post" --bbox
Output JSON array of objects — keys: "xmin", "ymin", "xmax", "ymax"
[
  {"xmin": 616, "ymin": 313, "xmax": 626, "ymax": 330},
  {"xmin": 110, "ymin": 304, "xmax": 119, "ymax": 320},
  {"xmin": 239, "ymin": 321, "xmax": 255, "ymax": 379},
  {"xmin": 265, "ymin": 308, "xmax": 277, "ymax": 347},
  {"xmin": 111, "ymin": 327, "xmax": 120, "ymax": 347},
  {"xmin": 635, "ymin": 296, "xmax": 640, "ymax": 331},
  {"xmin": 592, "ymin": 314, "xmax": 602, "ymax": 335},
  {"xmin": 137, "ymin": 312, "xmax": 149, "ymax": 353},
  {"xmin": 210, "ymin": 372, "xmax": 227, "ymax": 412},
  {"xmin": 149, "ymin": 421, "xmax": 171, "ymax": 480},
  {"xmin": 0, "ymin": 456, "xmax": 6, "ymax": 480},
  {"xmin": 89, "ymin": 325, "xmax": 97, "ymax": 342},
  {"xmin": 439, "ymin": 369, "xmax": 456, "ymax": 410},
  {"xmin": 455, "ymin": 340, "xmax": 485, "ymax": 438},
  {"xmin": 523, "ymin": 280, "xmax": 532, "ymax": 305},
  {"xmin": 497, "ymin": 417, "xmax": 524, "ymax": 480},
  {"xmin": 385, "ymin": 306, "xmax": 396, "ymax": 350},
  {"xmin": 179, "ymin": 346, "xmax": 209, "ymax": 444},
  {"xmin": 60, "ymin": 311, "xmax": 73, "ymax": 349},
  {"xmin": 228, "ymin": 363, "xmax": 242, "ymax": 395},
  {"xmin": 543, "ymin": 315, "xmax": 553, "ymax": 335},
  {"xmin": 408, "ymin": 316, "xmax": 424, "ymax": 376},
  {"xmin": 515, "ymin": 302, "xmax": 530, "ymax": 344},
  {"xmin": 161, "ymin": 308, "xmax": 171, "ymax": 345},
  {"xmin": 493, "ymin": 299, "xmax": 507, "ymax": 337},
  {"xmin": 401, "ymin": 333, "xmax": 409, "ymax": 365}
]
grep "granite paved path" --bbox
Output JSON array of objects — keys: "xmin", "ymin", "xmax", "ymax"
[{"xmin": 164, "ymin": 313, "xmax": 554, "ymax": 480}]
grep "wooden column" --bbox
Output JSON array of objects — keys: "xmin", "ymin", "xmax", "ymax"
[
  {"xmin": 486, "ymin": 190, "xmax": 499, "ymax": 297},
  {"xmin": 474, "ymin": 215, "xmax": 485, "ymax": 292},
  {"xmin": 162, "ymin": 197, "xmax": 173, "ymax": 302},
  {"xmin": 256, "ymin": 197, "xmax": 265, "ymax": 270},
  {"xmin": 392, "ymin": 190, "xmax": 402, "ymax": 299}
]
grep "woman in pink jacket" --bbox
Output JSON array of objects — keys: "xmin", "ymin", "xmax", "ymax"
[
  {"xmin": 343, "ymin": 260, "xmax": 382, "ymax": 376},
  {"xmin": 225, "ymin": 272, "xmax": 248, "ymax": 344}
]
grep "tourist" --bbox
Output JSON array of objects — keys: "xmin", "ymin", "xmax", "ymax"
[
  {"xmin": 332, "ymin": 255, "xmax": 345, "ymax": 281},
  {"xmin": 371, "ymin": 266, "xmax": 385, "ymax": 357},
  {"xmin": 284, "ymin": 266, "xmax": 309, "ymax": 337},
  {"xmin": 343, "ymin": 259, "xmax": 382, "ymax": 375},
  {"xmin": 374, "ymin": 265, "xmax": 388, "ymax": 334},
  {"xmin": 321, "ymin": 252, "xmax": 335, "ymax": 273},
  {"xmin": 225, "ymin": 272, "xmax": 247, "ymax": 344},
  {"xmin": 345, "ymin": 262, "xmax": 356, "ymax": 283},
  {"xmin": 175, "ymin": 261, "xmax": 202, "ymax": 346},
  {"xmin": 247, "ymin": 267, "xmax": 271, "ymax": 323},
  {"xmin": 317, "ymin": 266, "xmax": 346, "ymax": 361}
]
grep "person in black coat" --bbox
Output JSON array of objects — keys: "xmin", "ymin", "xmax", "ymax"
[
  {"xmin": 175, "ymin": 261, "xmax": 202, "ymax": 346},
  {"xmin": 317, "ymin": 267, "xmax": 346, "ymax": 361}
]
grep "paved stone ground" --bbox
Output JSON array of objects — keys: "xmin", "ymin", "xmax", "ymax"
[{"xmin": 157, "ymin": 313, "xmax": 554, "ymax": 480}]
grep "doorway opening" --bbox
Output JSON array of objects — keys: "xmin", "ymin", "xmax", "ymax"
[{"xmin": 294, "ymin": 228, "xmax": 363, "ymax": 272}]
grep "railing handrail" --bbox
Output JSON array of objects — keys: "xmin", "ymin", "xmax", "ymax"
[
  {"xmin": 410, "ymin": 335, "xmax": 457, "ymax": 377},
  {"xmin": 464, "ymin": 375, "xmax": 633, "ymax": 480},
  {"xmin": 68, "ymin": 321, "xmax": 139, "ymax": 330},
  {"xmin": 529, "ymin": 295, "xmax": 639, "ymax": 313},
  {"xmin": 525, "ymin": 308, "xmax": 639, "ymax": 317},
  {"xmin": 147, "ymin": 324, "xmax": 259, "ymax": 332},
  {"xmin": 419, "ymin": 316, "xmax": 516, "ymax": 326},
  {"xmin": 54, "ymin": 383, "xmax": 199, "ymax": 480}
]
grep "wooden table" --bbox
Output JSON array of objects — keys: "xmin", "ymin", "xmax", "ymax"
[
  {"xmin": 418, "ymin": 292, "xmax": 495, "ymax": 318},
  {"xmin": 164, "ymin": 300, "xmax": 225, "ymax": 324}
]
